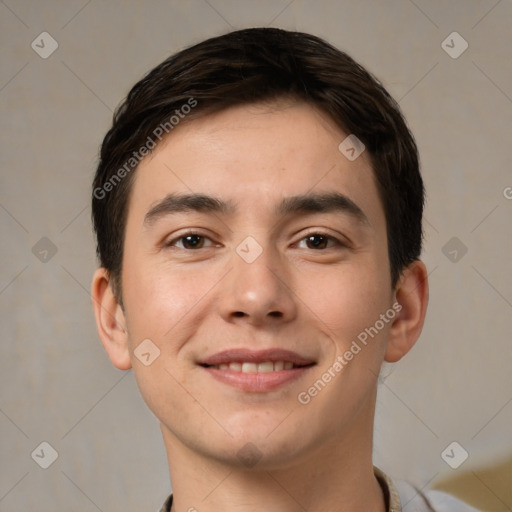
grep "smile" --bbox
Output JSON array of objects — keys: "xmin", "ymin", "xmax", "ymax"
[
  {"xmin": 198, "ymin": 349, "xmax": 316, "ymax": 392},
  {"xmin": 205, "ymin": 361, "xmax": 298, "ymax": 372}
]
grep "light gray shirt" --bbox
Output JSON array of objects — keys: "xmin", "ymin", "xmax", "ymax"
[
  {"xmin": 159, "ymin": 467, "xmax": 481, "ymax": 511},
  {"xmin": 378, "ymin": 467, "xmax": 481, "ymax": 512}
]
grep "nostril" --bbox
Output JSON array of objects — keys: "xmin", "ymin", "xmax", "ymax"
[
  {"xmin": 233, "ymin": 311, "xmax": 245, "ymax": 317},
  {"xmin": 268, "ymin": 311, "xmax": 283, "ymax": 317}
]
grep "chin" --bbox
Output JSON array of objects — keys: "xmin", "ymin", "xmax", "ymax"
[
  {"xmin": 211, "ymin": 419, "xmax": 318, "ymax": 471},
  {"xmin": 213, "ymin": 438, "xmax": 311, "ymax": 472}
]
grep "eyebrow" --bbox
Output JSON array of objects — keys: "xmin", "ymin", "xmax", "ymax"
[
  {"xmin": 144, "ymin": 193, "xmax": 236, "ymax": 226},
  {"xmin": 143, "ymin": 192, "xmax": 369, "ymax": 226},
  {"xmin": 276, "ymin": 192, "xmax": 369, "ymax": 225}
]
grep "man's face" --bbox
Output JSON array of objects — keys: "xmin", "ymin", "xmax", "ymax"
[{"xmin": 120, "ymin": 101, "xmax": 395, "ymax": 468}]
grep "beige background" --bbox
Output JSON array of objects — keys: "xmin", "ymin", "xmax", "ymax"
[{"xmin": 1, "ymin": 1, "xmax": 511, "ymax": 511}]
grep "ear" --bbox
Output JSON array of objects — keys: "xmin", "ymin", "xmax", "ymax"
[
  {"xmin": 91, "ymin": 268, "xmax": 132, "ymax": 370},
  {"xmin": 385, "ymin": 260, "xmax": 429, "ymax": 363}
]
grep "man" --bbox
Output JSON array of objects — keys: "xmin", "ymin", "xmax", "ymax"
[{"xmin": 91, "ymin": 28, "xmax": 479, "ymax": 512}]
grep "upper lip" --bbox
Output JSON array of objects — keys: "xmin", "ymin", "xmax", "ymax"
[{"xmin": 199, "ymin": 349, "xmax": 315, "ymax": 367}]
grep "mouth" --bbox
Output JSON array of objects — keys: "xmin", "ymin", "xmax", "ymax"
[
  {"xmin": 198, "ymin": 349, "xmax": 316, "ymax": 392},
  {"xmin": 202, "ymin": 361, "xmax": 306, "ymax": 372}
]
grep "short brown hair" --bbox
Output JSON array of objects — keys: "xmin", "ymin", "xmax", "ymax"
[{"xmin": 92, "ymin": 27, "xmax": 424, "ymax": 297}]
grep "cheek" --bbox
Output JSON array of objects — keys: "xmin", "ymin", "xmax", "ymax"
[
  {"xmin": 120, "ymin": 260, "xmax": 212, "ymax": 421},
  {"xmin": 298, "ymin": 259, "xmax": 392, "ymax": 373},
  {"xmin": 304, "ymin": 263, "xmax": 389, "ymax": 330},
  {"xmin": 122, "ymin": 253, "xmax": 211, "ymax": 340}
]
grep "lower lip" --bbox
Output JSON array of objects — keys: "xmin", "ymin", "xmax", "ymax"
[{"xmin": 202, "ymin": 366, "xmax": 313, "ymax": 392}]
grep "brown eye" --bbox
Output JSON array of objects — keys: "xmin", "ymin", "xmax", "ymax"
[
  {"xmin": 302, "ymin": 234, "xmax": 331, "ymax": 249},
  {"xmin": 168, "ymin": 233, "xmax": 215, "ymax": 249},
  {"xmin": 307, "ymin": 234, "xmax": 327, "ymax": 249},
  {"xmin": 180, "ymin": 234, "xmax": 204, "ymax": 249}
]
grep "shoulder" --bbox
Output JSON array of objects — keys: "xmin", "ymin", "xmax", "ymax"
[{"xmin": 394, "ymin": 479, "xmax": 482, "ymax": 512}]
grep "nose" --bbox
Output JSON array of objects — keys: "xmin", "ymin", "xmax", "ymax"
[{"xmin": 218, "ymin": 242, "xmax": 298, "ymax": 326}]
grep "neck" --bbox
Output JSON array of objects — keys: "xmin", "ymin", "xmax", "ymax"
[{"xmin": 162, "ymin": 396, "xmax": 386, "ymax": 512}]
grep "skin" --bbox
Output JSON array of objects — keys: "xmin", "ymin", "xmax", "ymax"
[{"xmin": 92, "ymin": 101, "xmax": 428, "ymax": 512}]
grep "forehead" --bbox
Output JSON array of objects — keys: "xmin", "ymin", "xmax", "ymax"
[{"xmin": 128, "ymin": 101, "xmax": 385, "ymax": 230}]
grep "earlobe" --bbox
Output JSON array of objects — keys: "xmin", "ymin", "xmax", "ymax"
[
  {"xmin": 91, "ymin": 268, "xmax": 132, "ymax": 370},
  {"xmin": 384, "ymin": 260, "xmax": 429, "ymax": 363}
]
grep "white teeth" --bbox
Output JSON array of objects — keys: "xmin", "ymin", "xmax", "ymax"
[
  {"xmin": 258, "ymin": 362, "xmax": 274, "ymax": 373},
  {"xmin": 274, "ymin": 360, "xmax": 284, "ymax": 371},
  {"xmin": 228, "ymin": 362, "xmax": 242, "ymax": 372},
  {"xmin": 211, "ymin": 361, "xmax": 298, "ymax": 372},
  {"xmin": 242, "ymin": 362, "xmax": 258, "ymax": 373}
]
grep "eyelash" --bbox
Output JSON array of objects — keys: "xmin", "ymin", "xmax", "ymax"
[
  {"xmin": 165, "ymin": 230, "xmax": 217, "ymax": 250},
  {"xmin": 165, "ymin": 230, "xmax": 346, "ymax": 250},
  {"xmin": 295, "ymin": 231, "xmax": 346, "ymax": 250}
]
